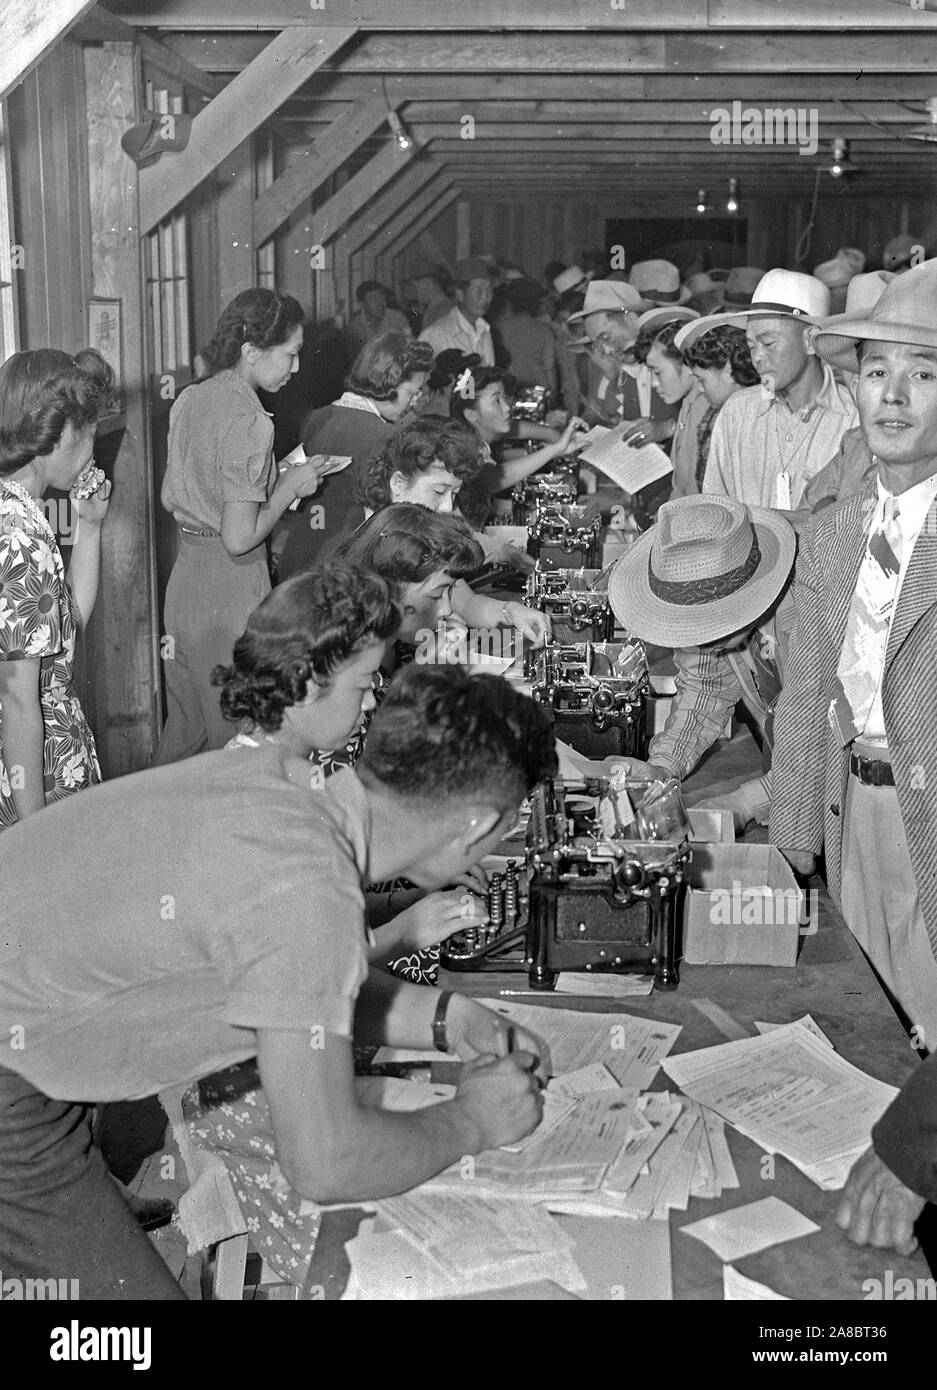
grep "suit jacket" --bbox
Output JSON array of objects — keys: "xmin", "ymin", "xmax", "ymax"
[
  {"xmin": 769, "ymin": 485, "xmax": 937, "ymax": 961},
  {"xmin": 872, "ymin": 1049, "xmax": 937, "ymax": 1202}
]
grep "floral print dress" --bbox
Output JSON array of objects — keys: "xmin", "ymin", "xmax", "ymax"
[{"xmin": 0, "ymin": 480, "xmax": 100, "ymax": 827}]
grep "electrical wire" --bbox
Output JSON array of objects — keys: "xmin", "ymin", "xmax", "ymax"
[{"xmin": 793, "ymin": 167, "xmax": 823, "ymax": 266}]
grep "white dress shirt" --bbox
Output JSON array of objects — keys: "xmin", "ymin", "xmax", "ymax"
[{"xmin": 419, "ymin": 307, "xmax": 495, "ymax": 365}]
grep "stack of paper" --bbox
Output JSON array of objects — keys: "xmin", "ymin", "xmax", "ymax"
[
  {"xmin": 661, "ymin": 1020, "xmax": 898, "ymax": 1188},
  {"xmin": 347, "ymin": 1192, "xmax": 588, "ymax": 1299}
]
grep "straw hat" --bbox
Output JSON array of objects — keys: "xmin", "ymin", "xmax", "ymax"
[
  {"xmin": 636, "ymin": 306, "xmax": 700, "ymax": 339},
  {"xmin": 721, "ymin": 269, "xmax": 831, "ymax": 328},
  {"xmin": 607, "ymin": 495, "xmax": 796, "ymax": 647},
  {"xmin": 566, "ymin": 279, "xmax": 655, "ymax": 324},
  {"xmin": 629, "ymin": 259, "xmax": 691, "ymax": 305},
  {"xmin": 673, "ymin": 312, "xmax": 744, "ymax": 355},
  {"xmin": 812, "ymin": 260, "xmax": 937, "ymax": 374},
  {"xmin": 720, "ymin": 266, "xmax": 765, "ymax": 311}
]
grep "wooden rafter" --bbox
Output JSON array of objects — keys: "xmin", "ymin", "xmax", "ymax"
[
  {"xmin": 138, "ymin": 26, "xmax": 356, "ymax": 233},
  {"xmin": 0, "ymin": 0, "xmax": 98, "ymax": 101}
]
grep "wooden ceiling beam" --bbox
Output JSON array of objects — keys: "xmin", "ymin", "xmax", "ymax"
[
  {"xmin": 277, "ymin": 100, "xmax": 931, "ymax": 127},
  {"xmin": 0, "ymin": 0, "xmax": 97, "ymax": 101},
  {"xmin": 344, "ymin": 165, "xmax": 453, "ymax": 255},
  {"xmin": 139, "ymin": 26, "xmax": 356, "ymax": 233},
  {"xmin": 310, "ymin": 142, "xmax": 418, "ymax": 245},
  {"xmin": 102, "ymin": 0, "xmax": 937, "ymax": 30},
  {"xmin": 253, "ymin": 96, "xmax": 391, "ymax": 247}
]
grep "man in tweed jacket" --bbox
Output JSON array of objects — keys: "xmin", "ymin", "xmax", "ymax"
[{"xmin": 769, "ymin": 263, "xmax": 937, "ymax": 1255}]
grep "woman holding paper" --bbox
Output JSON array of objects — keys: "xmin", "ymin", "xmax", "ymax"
[{"xmin": 156, "ymin": 288, "xmax": 329, "ymax": 763}]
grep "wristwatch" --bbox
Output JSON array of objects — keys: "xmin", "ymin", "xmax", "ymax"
[{"xmin": 432, "ymin": 990, "xmax": 454, "ymax": 1053}]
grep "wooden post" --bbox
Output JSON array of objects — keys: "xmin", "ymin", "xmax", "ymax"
[
  {"xmin": 0, "ymin": 0, "xmax": 97, "ymax": 102},
  {"xmin": 84, "ymin": 41, "xmax": 161, "ymax": 774}
]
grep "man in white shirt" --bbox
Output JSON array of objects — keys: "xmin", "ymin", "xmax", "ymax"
[
  {"xmin": 703, "ymin": 269, "xmax": 857, "ymax": 510},
  {"xmin": 419, "ymin": 257, "xmax": 495, "ymax": 365}
]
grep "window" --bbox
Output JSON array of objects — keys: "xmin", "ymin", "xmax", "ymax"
[
  {"xmin": 0, "ymin": 102, "xmax": 19, "ymax": 366},
  {"xmin": 144, "ymin": 83, "xmax": 191, "ymax": 377}
]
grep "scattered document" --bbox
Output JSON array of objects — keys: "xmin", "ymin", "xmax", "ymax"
[
  {"xmin": 681, "ymin": 1196, "xmax": 820, "ymax": 1263},
  {"xmin": 723, "ymin": 1265, "xmax": 790, "ymax": 1301},
  {"xmin": 661, "ymin": 1020, "xmax": 897, "ymax": 1187},
  {"xmin": 548, "ymin": 1063, "xmax": 621, "ymax": 1102},
  {"xmin": 488, "ymin": 1000, "xmax": 681, "ymax": 1090},
  {"xmin": 754, "ymin": 1015, "xmax": 832, "ymax": 1046}
]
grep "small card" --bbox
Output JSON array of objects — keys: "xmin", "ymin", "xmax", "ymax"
[{"xmin": 681, "ymin": 1196, "xmax": 820, "ymax": 1263}]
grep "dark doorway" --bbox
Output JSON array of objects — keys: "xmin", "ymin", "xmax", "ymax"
[{"xmin": 606, "ymin": 219, "xmax": 748, "ymax": 275}]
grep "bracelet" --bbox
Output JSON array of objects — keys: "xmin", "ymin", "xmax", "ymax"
[{"xmin": 432, "ymin": 990, "xmax": 454, "ymax": 1053}]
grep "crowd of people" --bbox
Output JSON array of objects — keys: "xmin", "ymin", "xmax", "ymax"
[{"xmin": 2, "ymin": 229, "xmax": 937, "ymax": 1295}]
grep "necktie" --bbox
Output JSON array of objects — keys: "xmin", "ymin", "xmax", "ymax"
[{"xmin": 830, "ymin": 494, "xmax": 902, "ymax": 745}]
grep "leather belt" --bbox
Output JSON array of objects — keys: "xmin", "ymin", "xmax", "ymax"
[{"xmin": 849, "ymin": 752, "xmax": 895, "ymax": 786}]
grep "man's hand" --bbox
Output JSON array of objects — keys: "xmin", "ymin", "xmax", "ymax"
[
  {"xmin": 456, "ymin": 1053, "xmax": 545, "ymax": 1150},
  {"xmin": 392, "ymin": 890, "xmax": 488, "ymax": 951},
  {"xmin": 605, "ymin": 756, "xmax": 674, "ymax": 783},
  {"xmin": 445, "ymin": 994, "xmax": 548, "ymax": 1083},
  {"xmin": 780, "ymin": 848, "xmax": 817, "ymax": 877},
  {"xmin": 836, "ymin": 1147, "xmax": 925, "ymax": 1256}
]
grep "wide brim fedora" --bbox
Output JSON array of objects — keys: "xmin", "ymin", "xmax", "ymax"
[
  {"xmin": 721, "ymin": 269, "xmax": 830, "ymax": 330},
  {"xmin": 607, "ymin": 496, "xmax": 796, "ymax": 648},
  {"xmin": 637, "ymin": 306, "xmax": 700, "ymax": 338},
  {"xmin": 813, "ymin": 260, "xmax": 937, "ymax": 374},
  {"xmin": 567, "ymin": 279, "xmax": 656, "ymax": 323},
  {"xmin": 810, "ymin": 270, "xmax": 896, "ymax": 372}
]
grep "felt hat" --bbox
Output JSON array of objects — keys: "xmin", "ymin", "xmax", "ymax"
[
  {"xmin": 721, "ymin": 268, "xmax": 831, "ymax": 327},
  {"xmin": 812, "ymin": 260, "xmax": 937, "ymax": 374},
  {"xmin": 607, "ymin": 495, "xmax": 796, "ymax": 648},
  {"xmin": 629, "ymin": 259, "xmax": 691, "ymax": 305},
  {"xmin": 883, "ymin": 233, "xmax": 922, "ymax": 272},
  {"xmin": 814, "ymin": 247, "xmax": 866, "ymax": 289},
  {"xmin": 566, "ymin": 279, "xmax": 655, "ymax": 324},
  {"xmin": 120, "ymin": 112, "xmax": 193, "ymax": 168},
  {"xmin": 684, "ymin": 271, "xmax": 727, "ymax": 300},
  {"xmin": 636, "ymin": 305, "xmax": 700, "ymax": 338},
  {"xmin": 720, "ymin": 266, "xmax": 765, "ymax": 310},
  {"xmin": 553, "ymin": 265, "xmax": 588, "ymax": 294}
]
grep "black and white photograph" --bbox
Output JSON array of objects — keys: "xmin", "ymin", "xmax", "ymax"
[{"xmin": 1, "ymin": 0, "xmax": 937, "ymax": 1361}]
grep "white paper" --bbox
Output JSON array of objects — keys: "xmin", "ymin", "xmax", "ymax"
[
  {"xmin": 576, "ymin": 420, "xmax": 673, "ymax": 494},
  {"xmin": 724, "ymin": 1265, "xmax": 790, "ymax": 1301},
  {"xmin": 548, "ymin": 1063, "xmax": 620, "ymax": 1101},
  {"xmin": 555, "ymin": 972, "xmax": 655, "ymax": 998},
  {"xmin": 681, "ymin": 1196, "xmax": 820, "ymax": 1263},
  {"xmin": 754, "ymin": 1015, "xmax": 833, "ymax": 1047},
  {"xmin": 489, "ymin": 1000, "xmax": 681, "ymax": 1090},
  {"xmin": 661, "ymin": 1021, "xmax": 897, "ymax": 1177},
  {"xmin": 344, "ymin": 1227, "xmax": 587, "ymax": 1299}
]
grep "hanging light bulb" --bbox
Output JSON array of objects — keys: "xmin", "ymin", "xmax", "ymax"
[
  {"xmin": 726, "ymin": 177, "xmax": 739, "ymax": 213},
  {"xmin": 828, "ymin": 137, "xmax": 851, "ymax": 178},
  {"xmin": 696, "ymin": 188, "xmax": 708, "ymax": 215},
  {"xmin": 387, "ymin": 110, "xmax": 413, "ymax": 152}
]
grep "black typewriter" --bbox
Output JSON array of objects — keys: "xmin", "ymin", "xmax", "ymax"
[
  {"xmin": 511, "ymin": 463, "xmax": 580, "ymax": 519},
  {"xmin": 440, "ymin": 776, "xmax": 690, "ymax": 989},
  {"xmin": 527, "ymin": 639, "xmax": 649, "ymax": 759},
  {"xmin": 526, "ymin": 500, "xmax": 602, "ymax": 570},
  {"xmin": 525, "ymin": 565, "xmax": 615, "ymax": 643}
]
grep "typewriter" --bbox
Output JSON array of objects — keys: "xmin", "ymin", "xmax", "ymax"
[
  {"xmin": 511, "ymin": 467, "xmax": 579, "ymax": 519},
  {"xmin": 528, "ymin": 639, "xmax": 649, "ymax": 760},
  {"xmin": 526, "ymin": 565, "xmax": 615, "ymax": 643},
  {"xmin": 510, "ymin": 384, "xmax": 551, "ymax": 424},
  {"xmin": 527, "ymin": 501, "xmax": 602, "ymax": 570},
  {"xmin": 440, "ymin": 776, "xmax": 690, "ymax": 989}
]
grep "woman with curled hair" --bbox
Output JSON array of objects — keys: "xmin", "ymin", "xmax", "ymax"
[
  {"xmin": 359, "ymin": 423, "xmax": 552, "ymax": 644},
  {"xmin": 0, "ymin": 348, "xmax": 113, "ymax": 827},
  {"xmin": 210, "ymin": 561, "xmax": 398, "ymax": 760},
  {"xmin": 156, "ymin": 288, "xmax": 327, "ymax": 764},
  {"xmin": 679, "ymin": 321, "xmax": 760, "ymax": 494},
  {"xmin": 276, "ymin": 333, "xmax": 434, "ymax": 582}
]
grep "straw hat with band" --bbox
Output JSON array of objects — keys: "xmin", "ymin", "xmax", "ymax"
[
  {"xmin": 812, "ymin": 259, "xmax": 937, "ymax": 375},
  {"xmin": 673, "ymin": 312, "xmax": 744, "ymax": 355},
  {"xmin": 607, "ymin": 495, "xmax": 796, "ymax": 648},
  {"xmin": 636, "ymin": 306, "xmax": 699, "ymax": 339},
  {"xmin": 720, "ymin": 269, "xmax": 831, "ymax": 330}
]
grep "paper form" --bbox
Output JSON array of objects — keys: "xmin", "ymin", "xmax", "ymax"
[
  {"xmin": 375, "ymin": 1192, "xmax": 577, "ymax": 1277},
  {"xmin": 571, "ymin": 420, "xmax": 673, "ymax": 494},
  {"xmin": 661, "ymin": 1021, "xmax": 897, "ymax": 1175},
  {"xmin": 681, "ymin": 1196, "xmax": 820, "ymax": 1263},
  {"xmin": 548, "ymin": 1062, "xmax": 620, "ymax": 1101},
  {"xmin": 723, "ymin": 1265, "xmax": 790, "ymax": 1301},
  {"xmin": 754, "ymin": 1015, "xmax": 833, "ymax": 1046},
  {"xmin": 489, "ymin": 1000, "xmax": 681, "ymax": 1089},
  {"xmin": 343, "ymin": 1227, "xmax": 587, "ymax": 1299}
]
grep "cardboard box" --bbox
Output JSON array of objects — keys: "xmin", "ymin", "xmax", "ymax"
[
  {"xmin": 687, "ymin": 807, "xmax": 735, "ymax": 844},
  {"xmin": 682, "ymin": 842, "xmax": 804, "ymax": 967}
]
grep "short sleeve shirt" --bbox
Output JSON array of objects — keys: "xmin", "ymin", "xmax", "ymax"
[
  {"xmin": 0, "ymin": 748, "xmax": 371, "ymax": 1100},
  {"xmin": 161, "ymin": 370, "xmax": 276, "ymax": 529}
]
